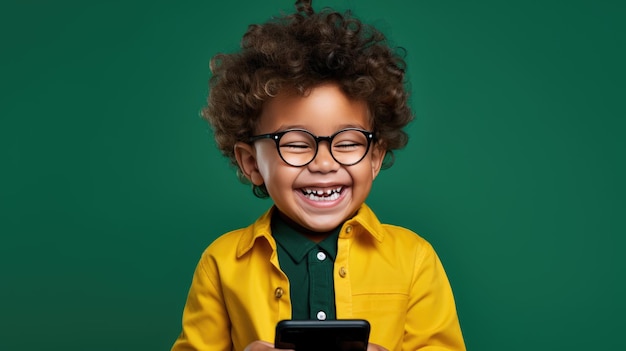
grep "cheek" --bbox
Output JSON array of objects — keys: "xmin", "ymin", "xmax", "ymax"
[
  {"xmin": 254, "ymin": 144, "xmax": 279, "ymax": 179},
  {"xmin": 257, "ymin": 159, "xmax": 299, "ymax": 191},
  {"xmin": 358, "ymin": 162, "xmax": 378, "ymax": 188},
  {"xmin": 264, "ymin": 171, "xmax": 300, "ymax": 200}
]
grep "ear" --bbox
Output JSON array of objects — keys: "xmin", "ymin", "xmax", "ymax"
[
  {"xmin": 370, "ymin": 144, "xmax": 386, "ymax": 180},
  {"xmin": 234, "ymin": 142, "xmax": 265, "ymax": 186}
]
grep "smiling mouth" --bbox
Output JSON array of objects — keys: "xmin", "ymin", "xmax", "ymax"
[{"xmin": 300, "ymin": 186, "xmax": 343, "ymax": 201}]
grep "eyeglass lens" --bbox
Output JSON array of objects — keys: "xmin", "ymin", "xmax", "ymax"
[{"xmin": 278, "ymin": 129, "xmax": 370, "ymax": 166}]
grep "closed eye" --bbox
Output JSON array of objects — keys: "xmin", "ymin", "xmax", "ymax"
[
  {"xmin": 280, "ymin": 143, "xmax": 313, "ymax": 152},
  {"xmin": 334, "ymin": 142, "xmax": 364, "ymax": 150}
]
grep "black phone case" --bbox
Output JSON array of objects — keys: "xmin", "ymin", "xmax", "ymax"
[{"xmin": 274, "ymin": 319, "xmax": 370, "ymax": 351}]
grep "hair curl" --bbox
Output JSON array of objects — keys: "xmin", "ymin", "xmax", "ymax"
[{"xmin": 203, "ymin": 0, "xmax": 413, "ymax": 197}]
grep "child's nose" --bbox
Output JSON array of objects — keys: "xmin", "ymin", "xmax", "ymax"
[{"xmin": 308, "ymin": 142, "xmax": 340, "ymax": 173}]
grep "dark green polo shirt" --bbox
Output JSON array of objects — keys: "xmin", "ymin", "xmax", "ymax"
[{"xmin": 271, "ymin": 210, "xmax": 340, "ymax": 320}]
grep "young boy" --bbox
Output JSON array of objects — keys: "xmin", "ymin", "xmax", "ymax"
[{"xmin": 172, "ymin": 1, "xmax": 465, "ymax": 350}]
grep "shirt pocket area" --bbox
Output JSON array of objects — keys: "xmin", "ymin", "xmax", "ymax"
[
  {"xmin": 352, "ymin": 290, "xmax": 409, "ymax": 315},
  {"xmin": 352, "ymin": 291, "xmax": 409, "ymax": 349}
]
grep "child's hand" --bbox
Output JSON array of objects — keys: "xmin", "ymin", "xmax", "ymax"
[
  {"xmin": 244, "ymin": 340, "xmax": 293, "ymax": 351},
  {"xmin": 244, "ymin": 340, "xmax": 386, "ymax": 351},
  {"xmin": 367, "ymin": 343, "xmax": 389, "ymax": 351}
]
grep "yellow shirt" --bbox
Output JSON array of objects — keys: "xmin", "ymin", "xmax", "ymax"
[{"xmin": 172, "ymin": 204, "xmax": 466, "ymax": 351}]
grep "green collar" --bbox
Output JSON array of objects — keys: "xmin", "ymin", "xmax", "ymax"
[{"xmin": 271, "ymin": 210, "xmax": 340, "ymax": 263}]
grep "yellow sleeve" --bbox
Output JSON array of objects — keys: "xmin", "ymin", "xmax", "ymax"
[
  {"xmin": 171, "ymin": 251, "xmax": 233, "ymax": 351},
  {"xmin": 403, "ymin": 242, "xmax": 466, "ymax": 351}
]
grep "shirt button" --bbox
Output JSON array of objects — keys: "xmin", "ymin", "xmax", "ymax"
[
  {"xmin": 274, "ymin": 287, "xmax": 284, "ymax": 299},
  {"xmin": 345, "ymin": 226, "xmax": 352, "ymax": 233},
  {"xmin": 339, "ymin": 267, "xmax": 347, "ymax": 278},
  {"xmin": 316, "ymin": 251, "xmax": 327, "ymax": 261},
  {"xmin": 316, "ymin": 311, "xmax": 327, "ymax": 320}
]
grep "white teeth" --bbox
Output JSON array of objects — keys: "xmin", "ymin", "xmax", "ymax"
[
  {"xmin": 304, "ymin": 192, "xmax": 340, "ymax": 201},
  {"xmin": 301, "ymin": 187, "xmax": 343, "ymax": 201}
]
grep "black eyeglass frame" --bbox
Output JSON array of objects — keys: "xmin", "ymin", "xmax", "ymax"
[{"xmin": 248, "ymin": 128, "xmax": 375, "ymax": 167}]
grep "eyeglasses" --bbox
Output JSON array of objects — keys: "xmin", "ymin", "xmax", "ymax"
[{"xmin": 249, "ymin": 128, "xmax": 375, "ymax": 167}]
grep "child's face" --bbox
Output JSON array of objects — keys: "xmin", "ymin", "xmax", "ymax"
[{"xmin": 235, "ymin": 83, "xmax": 385, "ymax": 233}]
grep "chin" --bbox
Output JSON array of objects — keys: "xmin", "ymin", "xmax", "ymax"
[{"xmin": 299, "ymin": 214, "xmax": 349, "ymax": 233}]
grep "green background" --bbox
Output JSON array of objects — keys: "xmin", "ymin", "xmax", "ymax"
[{"xmin": 1, "ymin": 0, "xmax": 624, "ymax": 350}]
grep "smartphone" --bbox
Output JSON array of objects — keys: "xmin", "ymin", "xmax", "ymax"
[{"xmin": 274, "ymin": 319, "xmax": 370, "ymax": 351}]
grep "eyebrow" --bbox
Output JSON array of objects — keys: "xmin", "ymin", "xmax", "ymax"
[{"xmin": 272, "ymin": 123, "xmax": 370, "ymax": 134}]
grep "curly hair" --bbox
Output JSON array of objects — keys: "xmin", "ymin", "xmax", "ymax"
[{"xmin": 203, "ymin": 0, "xmax": 413, "ymax": 197}]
